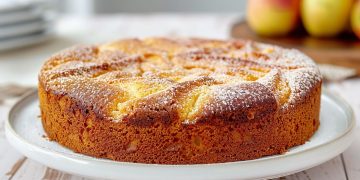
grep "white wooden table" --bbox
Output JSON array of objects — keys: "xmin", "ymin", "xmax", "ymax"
[{"xmin": 0, "ymin": 14, "xmax": 359, "ymax": 180}]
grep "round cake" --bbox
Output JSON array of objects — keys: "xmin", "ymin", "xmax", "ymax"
[{"xmin": 38, "ymin": 37, "xmax": 322, "ymax": 164}]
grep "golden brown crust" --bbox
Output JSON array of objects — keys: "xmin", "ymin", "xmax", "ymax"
[{"xmin": 38, "ymin": 37, "xmax": 322, "ymax": 164}]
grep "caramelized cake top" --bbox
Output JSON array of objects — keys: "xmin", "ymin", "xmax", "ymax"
[{"xmin": 39, "ymin": 38, "xmax": 322, "ymax": 126}]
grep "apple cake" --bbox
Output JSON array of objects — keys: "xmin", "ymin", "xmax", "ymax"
[{"xmin": 38, "ymin": 37, "xmax": 322, "ymax": 164}]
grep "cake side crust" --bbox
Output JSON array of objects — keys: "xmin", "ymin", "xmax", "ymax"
[{"xmin": 39, "ymin": 80, "xmax": 321, "ymax": 164}]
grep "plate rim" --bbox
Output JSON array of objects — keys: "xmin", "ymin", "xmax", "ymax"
[{"xmin": 5, "ymin": 89, "xmax": 357, "ymax": 179}]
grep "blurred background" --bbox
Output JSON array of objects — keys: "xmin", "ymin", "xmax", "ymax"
[
  {"xmin": 0, "ymin": 0, "xmax": 359, "ymax": 95},
  {"xmin": 0, "ymin": 0, "xmax": 248, "ymax": 87}
]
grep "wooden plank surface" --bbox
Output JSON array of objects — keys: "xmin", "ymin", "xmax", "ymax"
[
  {"xmin": 10, "ymin": 160, "xmax": 47, "ymax": 180},
  {"xmin": 326, "ymin": 79, "xmax": 360, "ymax": 180},
  {"xmin": 276, "ymin": 156, "xmax": 347, "ymax": 180},
  {"xmin": 0, "ymin": 99, "xmax": 25, "ymax": 180},
  {"xmin": 343, "ymin": 130, "xmax": 360, "ymax": 180}
]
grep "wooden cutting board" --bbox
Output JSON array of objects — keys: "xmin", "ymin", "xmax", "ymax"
[{"xmin": 231, "ymin": 20, "xmax": 360, "ymax": 75}]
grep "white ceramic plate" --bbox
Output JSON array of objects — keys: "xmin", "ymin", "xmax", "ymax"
[
  {"xmin": 5, "ymin": 91, "xmax": 356, "ymax": 180},
  {"xmin": 0, "ymin": 10, "xmax": 41, "ymax": 26},
  {"xmin": 0, "ymin": 19, "xmax": 51, "ymax": 39},
  {"xmin": 0, "ymin": 0, "xmax": 53, "ymax": 26},
  {"xmin": 0, "ymin": 0, "xmax": 44, "ymax": 13},
  {"xmin": 0, "ymin": 29, "xmax": 53, "ymax": 51}
]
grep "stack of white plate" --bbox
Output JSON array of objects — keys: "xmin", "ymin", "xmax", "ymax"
[{"xmin": 0, "ymin": 0, "xmax": 55, "ymax": 51}]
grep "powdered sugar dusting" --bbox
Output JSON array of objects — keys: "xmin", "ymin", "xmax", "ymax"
[{"xmin": 39, "ymin": 37, "xmax": 322, "ymax": 124}]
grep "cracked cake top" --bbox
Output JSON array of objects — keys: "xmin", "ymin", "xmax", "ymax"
[{"xmin": 39, "ymin": 37, "xmax": 322, "ymax": 126}]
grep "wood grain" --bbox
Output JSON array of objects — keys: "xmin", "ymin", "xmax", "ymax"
[
  {"xmin": 10, "ymin": 159, "xmax": 47, "ymax": 179},
  {"xmin": 0, "ymin": 100, "xmax": 25, "ymax": 180},
  {"xmin": 5, "ymin": 157, "xmax": 26, "ymax": 180},
  {"xmin": 343, "ymin": 130, "xmax": 360, "ymax": 180},
  {"xmin": 326, "ymin": 79, "xmax": 360, "ymax": 180}
]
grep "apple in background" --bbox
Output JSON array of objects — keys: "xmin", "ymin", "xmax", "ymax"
[
  {"xmin": 351, "ymin": 0, "xmax": 360, "ymax": 39},
  {"xmin": 246, "ymin": 0, "xmax": 300, "ymax": 37},
  {"xmin": 301, "ymin": 0, "xmax": 353, "ymax": 38}
]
